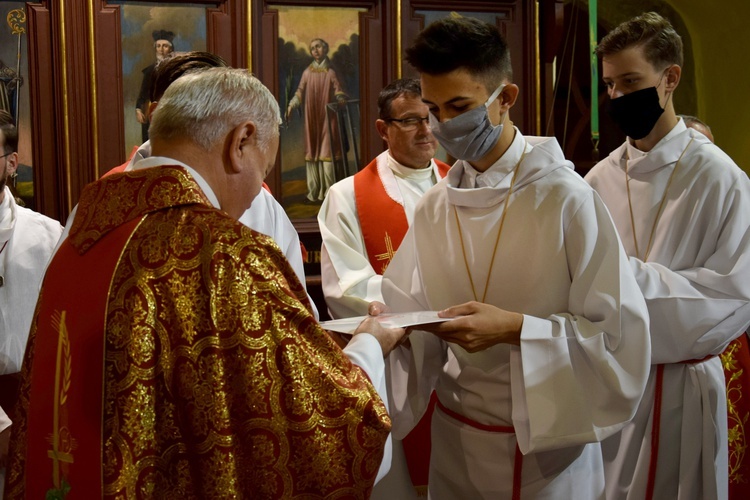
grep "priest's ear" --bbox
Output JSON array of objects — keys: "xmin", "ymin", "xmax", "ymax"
[
  {"xmin": 375, "ymin": 118, "xmax": 389, "ymax": 142},
  {"xmin": 227, "ymin": 120, "xmax": 258, "ymax": 174}
]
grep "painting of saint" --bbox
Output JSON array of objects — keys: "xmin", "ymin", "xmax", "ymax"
[{"xmin": 276, "ymin": 5, "xmax": 364, "ymax": 219}]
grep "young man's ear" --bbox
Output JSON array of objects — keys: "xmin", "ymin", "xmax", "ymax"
[
  {"xmin": 664, "ymin": 64, "xmax": 682, "ymax": 92},
  {"xmin": 499, "ymin": 84, "xmax": 520, "ymax": 112}
]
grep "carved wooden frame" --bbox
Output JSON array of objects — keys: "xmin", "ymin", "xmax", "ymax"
[{"xmin": 25, "ymin": 0, "xmax": 248, "ymax": 221}]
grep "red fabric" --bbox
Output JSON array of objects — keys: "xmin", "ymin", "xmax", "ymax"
[
  {"xmin": 353, "ymin": 158, "xmax": 450, "ymax": 275},
  {"xmin": 21, "ymin": 218, "xmax": 139, "ymax": 497},
  {"xmin": 645, "ymin": 364, "xmax": 665, "ymax": 500},
  {"xmin": 724, "ymin": 334, "xmax": 750, "ymax": 498},
  {"xmin": 102, "ymin": 145, "xmax": 139, "ymax": 178},
  {"xmin": 353, "ymin": 158, "xmax": 409, "ymax": 275}
]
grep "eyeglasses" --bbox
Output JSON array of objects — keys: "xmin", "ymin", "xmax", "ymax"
[
  {"xmin": 385, "ymin": 116, "xmax": 430, "ymax": 131},
  {"xmin": 0, "ymin": 153, "xmax": 12, "ymax": 160}
]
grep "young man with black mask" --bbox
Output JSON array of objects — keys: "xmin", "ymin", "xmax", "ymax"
[
  {"xmin": 586, "ymin": 12, "xmax": 750, "ymax": 500},
  {"xmin": 376, "ymin": 14, "xmax": 652, "ymax": 499}
]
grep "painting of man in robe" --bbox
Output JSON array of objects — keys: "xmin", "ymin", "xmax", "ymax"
[
  {"xmin": 276, "ymin": 6, "xmax": 364, "ymax": 219},
  {"xmin": 116, "ymin": 1, "xmax": 206, "ymax": 157}
]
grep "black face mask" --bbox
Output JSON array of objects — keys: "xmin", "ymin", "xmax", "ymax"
[{"xmin": 607, "ymin": 86, "xmax": 665, "ymax": 140}]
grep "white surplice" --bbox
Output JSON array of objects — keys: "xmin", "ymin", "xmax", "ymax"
[
  {"xmin": 319, "ymin": 151, "xmax": 442, "ymax": 319},
  {"xmin": 59, "ymin": 141, "xmax": 317, "ymax": 319},
  {"xmin": 0, "ymin": 187, "xmax": 63, "ymax": 374},
  {"xmin": 318, "ymin": 150, "xmax": 443, "ymax": 499},
  {"xmin": 585, "ymin": 119, "xmax": 750, "ymax": 500},
  {"xmin": 382, "ymin": 130, "xmax": 652, "ymax": 499}
]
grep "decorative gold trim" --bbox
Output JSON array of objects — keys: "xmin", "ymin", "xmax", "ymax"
[
  {"xmin": 47, "ymin": 311, "xmax": 74, "ymax": 492},
  {"xmin": 247, "ymin": 0, "xmax": 253, "ymax": 72},
  {"xmin": 396, "ymin": 0, "xmax": 402, "ymax": 79},
  {"xmin": 6, "ymin": 8, "xmax": 26, "ymax": 35},
  {"xmin": 535, "ymin": 1, "xmax": 541, "ymax": 135},
  {"xmin": 60, "ymin": 0, "xmax": 73, "ymax": 212},
  {"xmin": 87, "ymin": 0, "xmax": 99, "ymax": 177}
]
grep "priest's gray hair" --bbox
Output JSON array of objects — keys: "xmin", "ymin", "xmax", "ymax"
[{"xmin": 149, "ymin": 67, "xmax": 281, "ymax": 153}]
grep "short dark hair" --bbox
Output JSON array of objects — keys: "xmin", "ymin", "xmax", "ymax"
[
  {"xmin": 150, "ymin": 51, "xmax": 228, "ymax": 102},
  {"xmin": 152, "ymin": 29, "xmax": 175, "ymax": 44},
  {"xmin": 405, "ymin": 14, "xmax": 512, "ymax": 90},
  {"xmin": 596, "ymin": 12, "xmax": 683, "ymax": 70},
  {"xmin": 310, "ymin": 38, "xmax": 329, "ymax": 54},
  {"xmin": 0, "ymin": 110, "xmax": 18, "ymax": 155},
  {"xmin": 377, "ymin": 78, "xmax": 422, "ymax": 120}
]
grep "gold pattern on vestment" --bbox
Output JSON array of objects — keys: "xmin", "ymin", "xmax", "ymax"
[
  {"xmin": 375, "ymin": 232, "xmax": 396, "ymax": 273},
  {"xmin": 722, "ymin": 339, "xmax": 748, "ymax": 484},
  {"xmin": 46, "ymin": 310, "xmax": 75, "ymax": 498},
  {"xmin": 71, "ymin": 166, "xmax": 392, "ymax": 498},
  {"xmin": 5, "ymin": 166, "xmax": 389, "ymax": 498}
]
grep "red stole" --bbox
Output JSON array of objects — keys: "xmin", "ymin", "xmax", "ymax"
[
  {"xmin": 15, "ymin": 219, "xmax": 139, "ymax": 498},
  {"xmin": 353, "ymin": 155, "xmax": 449, "ymax": 495},
  {"xmin": 354, "ymin": 156, "xmax": 450, "ymax": 274}
]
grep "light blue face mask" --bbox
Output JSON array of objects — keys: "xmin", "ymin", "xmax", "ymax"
[{"xmin": 428, "ymin": 83, "xmax": 506, "ymax": 162}]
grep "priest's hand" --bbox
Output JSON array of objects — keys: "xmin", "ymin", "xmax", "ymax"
[
  {"xmin": 367, "ymin": 301, "xmax": 390, "ymax": 316},
  {"xmin": 353, "ymin": 316, "xmax": 406, "ymax": 358},
  {"xmin": 423, "ymin": 301, "xmax": 523, "ymax": 352}
]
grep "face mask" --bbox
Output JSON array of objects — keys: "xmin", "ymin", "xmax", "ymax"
[
  {"xmin": 607, "ymin": 86, "xmax": 665, "ymax": 140},
  {"xmin": 429, "ymin": 84, "xmax": 505, "ymax": 161}
]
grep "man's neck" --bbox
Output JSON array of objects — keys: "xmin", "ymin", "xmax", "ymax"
[
  {"xmin": 633, "ymin": 107, "xmax": 678, "ymax": 153},
  {"xmin": 469, "ymin": 121, "xmax": 515, "ymax": 172}
]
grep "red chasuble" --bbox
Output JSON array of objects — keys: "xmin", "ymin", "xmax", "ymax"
[
  {"xmin": 6, "ymin": 166, "xmax": 390, "ymax": 499},
  {"xmin": 723, "ymin": 334, "xmax": 750, "ymax": 498},
  {"xmin": 353, "ymin": 156, "xmax": 449, "ymax": 495}
]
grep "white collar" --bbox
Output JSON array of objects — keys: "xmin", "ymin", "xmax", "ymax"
[
  {"xmin": 387, "ymin": 152, "xmax": 434, "ymax": 181},
  {"xmin": 456, "ymin": 127, "xmax": 526, "ymax": 189},
  {"xmin": 131, "ymin": 156, "xmax": 221, "ymax": 209}
]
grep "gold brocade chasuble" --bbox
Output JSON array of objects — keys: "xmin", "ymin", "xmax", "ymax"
[{"xmin": 5, "ymin": 166, "xmax": 391, "ymax": 499}]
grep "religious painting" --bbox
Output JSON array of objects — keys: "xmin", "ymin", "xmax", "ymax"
[
  {"xmin": 0, "ymin": 3, "xmax": 32, "ymax": 208},
  {"xmin": 112, "ymin": 1, "xmax": 208, "ymax": 157},
  {"xmin": 274, "ymin": 4, "xmax": 365, "ymax": 220}
]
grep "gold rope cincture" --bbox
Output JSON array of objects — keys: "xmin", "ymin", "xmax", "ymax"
[
  {"xmin": 625, "ymin": 137, "xmax": 694, "ymax": 262},
  {"xmin": 454, "ymin": 147, "xmax": 528, "ymax": 303}
]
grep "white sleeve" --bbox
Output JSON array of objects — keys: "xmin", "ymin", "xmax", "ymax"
[
  {"xmin": 382, "ymin": 228, "xmax": 446, "ymax": 440},
  {"xmin": 318, "ymin": 180, "xmax": 383, "ymax": 319},
  {"xmin": 630, "ymin": 177, "xmax": 750, "ymax": 363},
  {"xmin": 512, "ymin": 192, "xmax": 651, "ymax": 454},
  {"xmin": 343, "ymin": 334, "xmax": 391, "ymax": 484}
]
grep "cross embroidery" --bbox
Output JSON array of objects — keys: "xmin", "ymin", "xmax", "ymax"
[{"xmin": 375, "ymin": 232, "xmax": 396, "ymax": 274}]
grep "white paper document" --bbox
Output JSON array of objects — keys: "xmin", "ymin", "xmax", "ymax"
[{"xmin": 319, "ymin": 311, "xmax": 453, "ymax": 334}]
